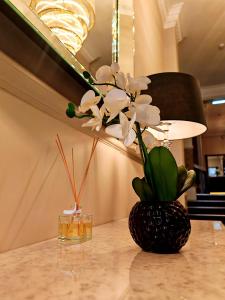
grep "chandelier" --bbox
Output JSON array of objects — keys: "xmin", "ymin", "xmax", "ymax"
[{"xmin": 29, "ymin": 0, "xmax": 95, "ymax": 55}]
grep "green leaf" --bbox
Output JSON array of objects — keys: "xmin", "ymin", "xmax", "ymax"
[
  {"xmin": 66, "ymin": 103, "xmax": 75, "ymax": 118},
  {"xmin": 83, "ymin": 71, "xmax": 91, "ymax": 79},
  {"xmin": 83, "ymin": 71, "xmax": 95, "ymax": 84},
  {"xmin": 148, "ymin": 146, "xmax": 178, "ymax": 202},
  {"xmin": 68, "ymin": 102, "xmax": 75, "ymax": 110},
  {"xmin": 177, "ymin": 165, "xmax": 188, "ymax": 194},
  {"xmin": 178, "ymin": 170, "xmax": 196, "ymax": 197},
  {"xmin": 144, "ymin": 156, "xmax": 153, "ymax": 185},
  {"xmin": 132, "ymin": 177, "xmax": 154, "ymax": 201},
  {"xmin": 88, "ymin": 77, "xmax": 94, "ymax": 84},
  {"xmin": 66, "ymin": 109, "xmax": 75, "ymax": 118}
]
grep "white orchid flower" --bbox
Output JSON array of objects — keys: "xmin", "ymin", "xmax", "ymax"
[
  {"xmin": 126, "ymin": 93, "xmax": 160, "ymax": 127},
  {"xmin": 105, "ymin": 112, "xmax": 136, "ymax": 147},
  {"xmin": 115, "ymin": 72, "xmax": 127, "ymax": 90},
  {"xmin": 95, "ymin": 62, "xmax": 120, "ymax": 83},
  {"xmin": 111, "ymin": 62, "xmax": 120, "ymax": 75},
  {"xmin": 82, "ymin": 105, "xmax": 103, "ymax": 131},
  {"xmin": 104, "ymin": 88, "xmax": 130, "ymax": 122},
  {"xmin": 79, "ymin": 90, "xmax": 101, "ymax": 113},
  {"xmin": 96, "ymin": 84, "xmax": 113, "ymax": 95},
  {"xmin": 127, "ymin": 74, "xmax": 151, "ymax": 94},
  {"xmin": 96, "ymin": 65, "xmax": 113, "ymax": 83},
  {"xmin": 130, "ymin": 103, "xmax": 160, "ymax": 127},
  {"xmin": 135, "ymin": 94, "xmax": 152, "ymax": 105}
]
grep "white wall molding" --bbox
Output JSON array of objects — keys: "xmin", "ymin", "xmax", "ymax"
[
  {"xmin": 201, "ymin": 83, "xmax": 225, "ymax": 101},
  {"xmin": 119, "ymin": 0, "xmax": 134, "ymax": 16},
  {"xmin": 0, "ymin": 51, "xmax": 141, "ymax": 163},
  {"xmin": 157, "ymin": 0, "xmax": 184, "ymax": 43}
]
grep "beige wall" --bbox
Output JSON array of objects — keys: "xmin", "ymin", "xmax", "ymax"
[
  {"xmin": 134, "ymin": 1, "xmax": 179, "ymax": 76},
  {"xmin": 163, "ymin": 27, "xmax": 179, "ymax": 72},
  {"xmin": 118, "ymin": 0, "xmax": 135, "ymax": 75},
  {"xmin": 134, "ymin": 0, "xmax": 164, "ymax": 76},
  {"xmin": 0, "ymin": 54, "xmax": 144, "ymax": 252}
]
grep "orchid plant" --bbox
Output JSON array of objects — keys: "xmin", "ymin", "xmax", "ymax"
[{"xmin": 66, "ymin": 63, "xmax": 196, "ymax": 203}]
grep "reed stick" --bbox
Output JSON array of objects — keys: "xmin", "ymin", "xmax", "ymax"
[
  {"xmin": 56, "ymin": 135, "xmax": 78, "ymax": 205},
  {"xmin": 78, "ymin": 137, "xmax": 99, "ymax": 201},
  {"xmin": 72, "ymin": 148, "xmax": 76, "ymax": 195},
  {"xmin": 56, "ymin": 134, "xmax": 98, "ymax": 211}
]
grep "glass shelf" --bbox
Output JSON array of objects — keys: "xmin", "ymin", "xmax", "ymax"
[{"xmin": 3, "ymin": 0, "xmax": 95, "ymax": 87}]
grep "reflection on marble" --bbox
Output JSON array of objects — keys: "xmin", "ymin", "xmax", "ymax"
[{"xmin": 1, "ymin": 220, "xmax": 225, "ymax": 299}]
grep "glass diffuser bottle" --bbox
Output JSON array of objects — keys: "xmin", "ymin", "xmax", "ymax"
[
  {"xmin": 55, "ymin": 134, "xmax": 98, "ymax": 244},
  {"xmin": 58, "ymin": 212, "xmax": 93, "ymax": 243}
]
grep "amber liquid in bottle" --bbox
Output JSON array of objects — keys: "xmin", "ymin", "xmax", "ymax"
[{"xmin": 58, "ymin": 215, "xmax": 92, "ymax": 242}]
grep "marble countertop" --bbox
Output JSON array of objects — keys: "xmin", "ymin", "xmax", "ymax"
[{"xmin": 1, "ymin": 219, "xmax": 225, "ymax": 300}]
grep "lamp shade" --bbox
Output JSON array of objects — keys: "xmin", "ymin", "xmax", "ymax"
[{"xmin": 146, "ymin": 72, "xmax": 207, "ymax": 140}]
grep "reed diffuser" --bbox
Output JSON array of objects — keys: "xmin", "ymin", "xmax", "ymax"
[{"xmin": 56, "ymin": 134, "xmax": 98, "ymax": 243}]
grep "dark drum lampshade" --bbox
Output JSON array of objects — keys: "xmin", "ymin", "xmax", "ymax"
[{"xmin": 146, "ymin": 72, "xmax": 207, "ymax": 140}]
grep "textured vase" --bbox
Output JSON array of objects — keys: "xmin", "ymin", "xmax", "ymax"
[{"xmin": 129, "ymin": 200, "xmax": 191, "ymax": 253}]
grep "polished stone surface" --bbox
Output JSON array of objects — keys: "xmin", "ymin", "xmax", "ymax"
[{"xmin": 0, "ymin": 219, "xmax": 225, "ymax": 299}]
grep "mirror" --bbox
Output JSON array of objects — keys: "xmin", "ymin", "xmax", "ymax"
[
  {"xmin": 207, "ymin": 155, "xmax": 225, "ymax": 177},
  {"xmin": 5, "ymin": 0, "xmax": 134, "ymax": 79},
  {"xmin": 76, "ymin": 0, "xmax": 118, "ymax": 75}
]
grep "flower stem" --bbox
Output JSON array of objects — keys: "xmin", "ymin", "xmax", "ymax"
[
  {"xmin": 135, "ymin": 122, "xmax": 147, "ymax": 174},
  {"xmin": 135, "ymin": 122, "xmax": 148, "ymax": 161},
  {"xmin": 76, "ymin": 114, "xmax": 93, "ymax": 119},
  {"xmin": 135, "ymin": 122, "xmax": 154, "ymax": 188},
  {"xmin": 92, "ymin": 82, "xmax": 131, "ymax": 98}
]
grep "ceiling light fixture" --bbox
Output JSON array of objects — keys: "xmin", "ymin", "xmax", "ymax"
[
  {"xmin": 29, "ymin": 0, "xmax": 95, "ymax": 55},
  {"xmin": 211, "ymin": 99, "xmax": 225, "ymax": 105}
]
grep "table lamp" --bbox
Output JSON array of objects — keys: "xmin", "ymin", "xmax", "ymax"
[{"xmin": 147, "ymin": 72, "xmax": 207, "ymax": 140}]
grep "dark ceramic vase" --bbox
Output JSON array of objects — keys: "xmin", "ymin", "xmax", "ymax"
[{"xmin": 128, "ymin": 200, "xmax": 191, "ymax": 253}]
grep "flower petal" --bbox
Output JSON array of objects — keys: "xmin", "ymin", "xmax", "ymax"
[
  {"xmin": 129, "ymin": 112, "xmax": 136, "ymax": 131},
  {"xmin": 111, "ymin": 62, "xmax": 120, "ymax": 75},
  {"xmin": 143, "ymin": 131, "xmax": 156, "ymax": 146},
  {"xmin": 119, "ymin": 112, "xmax": 129, "ymax": 137},
  {"xmin": 105, "ymin": 88, "xmax": 127, "ymax": 100},
  {"xmin": 135, "ymin": 94, "xmax": 152, "ymax": 105},
  {"xmin": 96, "ymin": 84, "xmax": 109, "ymax": 94},
  {"xmin": 147, "ymin": 105, "xmax": 160, "ymax": 125},
  {"xmin": 79, "ymin": 91, "xmax": 101, "ymax": 113},
  {"xmin": 127, "ymin": 74, "xmax": 151, "ymax": 93},
  {"xmin": 115, "ymin": 72, "xmax": 126, "ymax": 89},
  {"xmin": 137, "ymin": 76, "xmax": 151, "ymax": 84},
  {"xmin": 82, "ymin": 118, "xmax": 98, "ymax": 128},
  {"xmin": 135, "ymin": 104, "xmax": 160, "ymax": 126},
  {"xmin": 90, "ymin": 105, "xmax": 101, "ymax": 119},
  {"xmin": 104, "ymin": 98, "xmax": 128, "ymax": 111},
  {"xmin": 105, "ymin": 124, "xmax": 123, "ymax": 139},
  {"xmin": 106, "ymin": 112, "xmax": 119, "ymax": 123},
  {"xmin": 96, "ymin": 65, "xmax": 113, "ymax": 83},
  {"xmin": 135, "ymin": 81, "xmax": 148, "ymax": 91},
  {"xmin": 100, "ymin": 103, "xmax": 106, "ymax": 115},
  {"xmin": 80, "ymin": 90, "xmax": 95, "ymax": 105},
  {"xmin": 82, "ymin": 117, "xmax": 102, "ymax": 131},
  {"xmin": 124, "ymin": 128, "xmax": 136, "ymax": 146},
  {"xmin": 104, "ymin": 89, "xmax": 129, "ymax": 120},
  {"xmin": 127, "ymin": 74, "xmax": 139, "ymax": 93}
]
